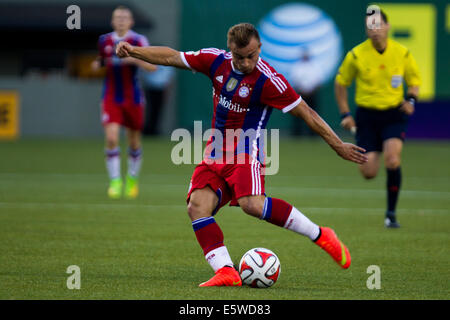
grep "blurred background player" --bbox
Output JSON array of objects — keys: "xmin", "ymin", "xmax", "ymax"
[
  {"xmin": 92, "ymin": 5, "xmax": 156, "ymax": 199},
  {"xmin": 334, "ymin": 9, "xmax": 421, "ymax": 227},
  {"xmin": 116, "ymin": 23, "xmax": 368, "ymax": 287}
]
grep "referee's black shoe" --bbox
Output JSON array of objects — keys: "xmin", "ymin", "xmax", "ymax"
[{"xmin": 385, "ymin": 211, "xmax": 401, "ymax": 228}]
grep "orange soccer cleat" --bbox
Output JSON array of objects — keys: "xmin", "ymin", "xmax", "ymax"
[
  {"xmin": 314, "ymin": 227, "xmax": 351, "ymax": 269},
  {"xmin": 199, "ymin": 266, "xmax": 242, "ymax": 287}
]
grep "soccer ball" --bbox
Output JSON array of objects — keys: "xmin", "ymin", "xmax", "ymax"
[{"xmin": 238, "ymin": 247, "xmax": 281, "ymax": 288}]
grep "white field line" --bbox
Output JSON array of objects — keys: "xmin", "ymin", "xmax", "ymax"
[
  {"xmin": 1, "ymin": 172, "xmax": 449, "ymax": 183},
  {"xmin": 267, "ymin": 186, "xmax": 450, "ymax": 198},
  {"xmin": 0, "ymin": 174, "xmax": 449, "ymax": 198},
  {"xmin": 0, "ymin": 202, "xmax": 186, "ymax": 210},
  {"xmin": 0, "ymin": 202, "xmax": 447, "ymax": 215},
  {"xmin": 0, "ymin": 173, "xmax": 186, "ymax": 179}
]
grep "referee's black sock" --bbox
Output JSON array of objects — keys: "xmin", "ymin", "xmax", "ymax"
[{"xmin": 386, "ymin": 167, "xmax": 402, "ymax": 220}]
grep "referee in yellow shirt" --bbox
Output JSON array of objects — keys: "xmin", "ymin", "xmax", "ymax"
[{"xmin": 335, "ymin": 9, "xmax": 421, "ymax": 228}]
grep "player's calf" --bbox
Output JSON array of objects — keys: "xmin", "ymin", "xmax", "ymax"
[{"xmin": 238, "ymin": 195, "xmax": 265, "ymax": 218}]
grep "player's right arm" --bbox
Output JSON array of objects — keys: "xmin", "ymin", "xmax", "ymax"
[
  {"xmin": 116, "ymin": 41, "xmax": 189, "ymax": 70},
  {"xmin": 334, "ymin": 50, "xmax": 358, "ymax": 132}
]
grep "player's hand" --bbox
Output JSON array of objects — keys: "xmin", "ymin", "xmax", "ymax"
[
  {"xmin": 400, "ymin": 100, "xmax": 415, "ymax": 115},
  {"xmin": 91, "ymin": 59, "xmax": 101, "ymax": 71},
  {"xmin": 340, "ymin": 115, "xmax": 356, "ymax": 132},
  {"xmin": 334, "ymin": 142, "xmax": 368, "ymax": 165},
  {"xmin": 116, "ymin": 41, "xmax": 134, "ymax": 58}
]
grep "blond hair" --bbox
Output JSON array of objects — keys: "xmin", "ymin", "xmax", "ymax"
[{"xmin": 227, "ymin": 23, "xmax": 260, "ymax": 48}]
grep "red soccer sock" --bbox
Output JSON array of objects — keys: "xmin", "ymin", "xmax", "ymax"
[
  {"xmin": 192, "ymin": 216, "xmax": 224, "ymax": 255},
  {"xmin": 261, "ymin": 197, "xmax": 293, "ymax": 227},
  {"xmin": 192, "ymin": 216, "xmax": 233, "ymax": 272}
]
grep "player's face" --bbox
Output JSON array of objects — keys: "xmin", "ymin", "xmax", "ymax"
[
  {"xmin": 229, "ymin": 37, "xmax": 261, "ymax": 74},
  {"xmin": 111, "ymin": 9, "xmax": 134, "ymax": 33},
  {"xmin": 365, "ymin": 18, "xmax": 389, "ymax": 43}
]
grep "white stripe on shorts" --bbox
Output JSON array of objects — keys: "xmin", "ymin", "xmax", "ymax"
[{"xmin": 252, "ymin": 159, "xmax": 261, "ymax": 195}]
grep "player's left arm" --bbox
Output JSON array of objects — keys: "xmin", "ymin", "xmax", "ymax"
[
  {"xmin": 289, "ymin": 100, "xmax": 368, "ymax": 164},
  {"xmin": 400, "ymin": 51, "xmax": 421, "ymax": 115}
]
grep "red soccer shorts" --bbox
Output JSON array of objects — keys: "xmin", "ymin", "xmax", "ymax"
[
  {"xmin": 186, "ymin": 156, "xmax": 266, "ymax": 213},
  {"xmin": 101, "ymin": 100, "xmax": 144, "ymax": 130}
]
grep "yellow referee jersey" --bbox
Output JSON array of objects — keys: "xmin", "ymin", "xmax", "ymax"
[{"xmin": 336, "ymin": 38, "xmax": 421, "ymax": 110}]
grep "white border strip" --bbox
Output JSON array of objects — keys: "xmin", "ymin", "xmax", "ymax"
[
  {"xmin": 180, "ymin": 52, "xmax": 192, "ymax": 70},
  {"xmin": 282, "ymin": 96, "xmax": 302, "ymax": 113}
]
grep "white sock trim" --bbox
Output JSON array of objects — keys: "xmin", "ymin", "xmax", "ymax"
[
  {"xmin": 105, "ymin": 149, "xmax": 121, "ymax": 180},
  {"xmin": 128, "ymin": 148, "xmax": 143, "ymax": 177},
  {"xmin": 204, "ymin": 246, "xmax": 234, "ymax": 272}
]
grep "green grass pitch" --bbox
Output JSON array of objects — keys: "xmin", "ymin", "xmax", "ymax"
[{"xmin": 0, "ymin": 137, "xmax": 449, "ymax": 299}]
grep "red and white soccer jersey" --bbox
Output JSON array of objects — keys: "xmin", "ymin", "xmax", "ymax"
[
  {"xmin": 182, "ymin": 48, "xmax": 302, "ymax": 208},
  {"xmin": 98, "ymin": 30, "xmax": 149, "ymax": 130},
  {"xmin": 181, "ymin": 48, "xmax": 301, "ymax": 163}
]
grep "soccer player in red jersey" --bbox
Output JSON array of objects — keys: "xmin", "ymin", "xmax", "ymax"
[
  {"xmin": 92, "ymin": 6, "xmax": 156, "ymax": 199},
  {"xmin": 116, "ymin": 23, "xmax": 368, "ymax": 286}
]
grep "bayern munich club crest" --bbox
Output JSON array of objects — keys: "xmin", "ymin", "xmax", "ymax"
[{"xmin": 238, "ymin": 85, "xmax": 250, "ymax": 98}]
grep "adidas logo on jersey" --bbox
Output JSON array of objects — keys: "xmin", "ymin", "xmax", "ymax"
[{"xmin": 215, "ymin": 75, "xmax": 223, "ymax": 83}]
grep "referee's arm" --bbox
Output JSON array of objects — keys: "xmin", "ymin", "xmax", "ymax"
[
  {"xmin": 335, "ymin": 80, "xmax": 356, "ymax": 131},
  {"xmin": 401, "ymin": 51, "xmax": 421, "ymax": 115},
  {"xmin": 334, "ymin": 51, "xmax": 357, "ymax": 131},
  {"xmin": 400, "ymin": 85, "xmax": 419, "ymax": 115}
]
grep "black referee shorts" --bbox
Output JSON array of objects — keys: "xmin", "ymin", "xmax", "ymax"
[{"xmin": 355, "ymin": 105, "xmax": 409, "ymax": 153}]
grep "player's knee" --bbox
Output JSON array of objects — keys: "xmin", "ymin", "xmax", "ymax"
[
  {"xmin": 187, "ymin": 196, "xmax": 215, "ymax": 221},
  {"xmin": 363, "ymin": 173, "xmax": 377, "ymax": 180},
  {"xmin": 385, "ymin": 155, "xmax": 401, "ymax": 169},
  {"xmin": 187, "ymin": 199, "xmax": 204, "ymax": 219},
  {"xmin": 128, "ymin": 135, "xmax": 141, "ymax": 150},
  {"xmin": 360, "ymin": 168, "xmax": 377, "ymax": 180},
  {"xmin": 105, "ymin": 137, "xmax": 119, "ymax": 149},
  {"xmin": 129, "ymin": 142, "xmax": 141, "ymax": 151}
]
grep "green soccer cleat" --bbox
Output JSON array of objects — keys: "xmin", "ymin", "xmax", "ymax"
[
  {"xmin": 125, "ymin": 175, "xmax": 139, "ymax": 199},
  {"xmin": 108, "ymin": 177, "xmax": 123, "ymax": 199}
]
